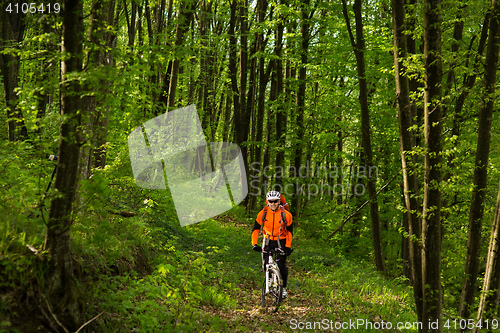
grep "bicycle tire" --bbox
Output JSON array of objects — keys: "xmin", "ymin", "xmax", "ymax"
[{"xmin": 261, "ymin": 267, "xmax": 283, "ymax": 313}]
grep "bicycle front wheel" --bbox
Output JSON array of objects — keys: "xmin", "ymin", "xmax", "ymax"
[{"xmin": 261, "ymin": 267, "xmax": 283, "ymax": 313}]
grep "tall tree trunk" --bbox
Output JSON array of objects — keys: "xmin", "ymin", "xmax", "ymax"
[
  {"xmin": 198, "ymin": 0, "xmax": 217, "ymax": 140},
  {"xmin": 274, "ymin": 0, "xmax": 285, "ymax": 190},
  {"xmin": 44, "ymin": 0, "xmax": 85, "ymax": 330},
  {"xmin": 291, "ymin": 0, "xmax": 311, "ymax": 216},
  {"xmin": 459, "ymin": 0, "xmax": 500, "ymax": 320},
  {"xmin": 80, "ymin": 0, "xmax": 116, "ymax": 179},
  {"xmin": 237, "ymin": 0, "xmax": 250, "ymax": 170},
  {"xmin": 406, "ymin": 0, "xmax": 424, "ymax": 150},
  {"xmin": 476, "ymin": 180, "xmax": 500, "ymax": 332},
  {"xmin": 167, "ymin": 0, "xmax": 195, "ymax": 108},
  {"xmin": 124, "ymin": 0, "xmax": 138, "ymax": 49},
  {"xmin": 248, "ymin": 0, "xmax": 269, "ymax": 212},
  {"xmin": 0, "ymin": 6, "xmax": 28, "ymax": 141},
  {"xmin": 445, "ymin": 8, "xmax": 489, "ymax": 213},
  {"xmin": 149, "ymin": 0, "xmax": 167, "ymax": 113},
  {"xmin": 392, "ymin": 0, "xmax": 423, "ymax": 322},
  {"xmin": 92, "ymin": 0, "xmax": 115, "ymax": 170},
  {"xmin": 228, "ymin": 0, "xmax": 241, "ymax": 126},
  {"xmin": 34, "ymin": 15, "xmax": 58, "ymax": 135},
  {"xmin": 284, "ymin": 17, "xmax": 296, "ymax": 198},
  {"xmin": 246, "ymin": 26, "xmax": 258, "ymax": 189},
  {"xmin": 343, "ymin": 0, "xmax": 386, "ymax": 273},
  {"xmin": 452, "ymin": 12, "xmax": 489, "ymax": 139},
  {"xmin": 421, "ymin": 0, "xmax": 443, "ymax": 330},
  {"xmin": 229, "ymin": 0, "xmax": 252, "ymax": 202}
]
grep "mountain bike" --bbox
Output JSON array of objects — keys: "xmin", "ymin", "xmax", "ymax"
[{"xmin": 260, "ymin": 235, "xmax": 284, "ymax": 313}]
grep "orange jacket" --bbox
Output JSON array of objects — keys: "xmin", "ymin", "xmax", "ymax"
[{"xmin": 252, "ymin": 206, "xmax": 293, "ymax": 247}]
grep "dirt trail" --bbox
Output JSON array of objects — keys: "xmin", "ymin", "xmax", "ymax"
[{"xmin": 201, "ymin": 216, "xmax": 343, "ymax": 332}]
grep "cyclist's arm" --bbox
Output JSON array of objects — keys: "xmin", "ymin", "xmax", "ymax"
[
  {"xmin": 252, "ymin": 222, "xmax": 261, "ymax": 245},
  {"xmin": 252, "ymin": 213, "xmax": 263, "ymax": 245},
  {"xmin": 286, "ymin": 222, "xmax": 293, "ymax": 247},
  {"xmin": 285, "ymin": 212, "xmax": 293, "ymax": 247}
]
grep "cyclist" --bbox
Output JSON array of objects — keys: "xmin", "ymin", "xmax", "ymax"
[{"xmin": 252, "ymin": 190, "xmax": 293, "ymax": 298}]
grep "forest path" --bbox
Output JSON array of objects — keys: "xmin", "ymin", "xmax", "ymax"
[
  {"xmin": 86, "ymin": 210, "xmax": 416, "ymax": 332},
  {"xmin": 190, "ymin": 215, "xmax": 346, "ymax": 332}
]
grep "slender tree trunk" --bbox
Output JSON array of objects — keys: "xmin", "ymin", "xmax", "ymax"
[
  {"xmin": 229, "ymin": 0, "xmax": 252, "ymax": 202},
  {"xmin": 228, "ymin": 0, "xmax": 241, "ymax": 144},
  {"xmin": 343, "ymin": 0, "xmax": 386, "ymax": 273},
  {"xmin": 92, "ymin": 0, "xmax": 115, "ymax": 170},
  {"xmin": 246, "ymin": 28, "xmax": 258, "ymax": 189},
  {"xmin": 34, "ymin": 16, "xmax": 57, "ymax": 137},
  {"xmin": 0, "ymin": 7, "xmax": 28, "ymax": 141},
  {"xmin": 421, "ymin": 0, "xmax": 443, "ymax": 330},
  {"xmin": 476, "ymin": 180, "xmax": 500, "ymax": 332},
  {"xmin": 453, "ymin": 12, "xmax": 489, "ymax": 135},
  {"xmin": 198, "ymin": 0, "xmax": 217, "ymax": 140},
  {"xmin": 236, "ymin": 0, "xmax": 251, "ymax": 169},
  {"xmin": 124, "ymin": 0, "xmax": 137, "ymax": 49},
  {"xmin": 167, "ymin": 0, "xmax": 195, "ymax": 108},
  {"xmin": 274, "ymin": 0, "xmax": 285, "ymax": 190},
  {"xmin": 291, "ymin": 0, "xmax": 311, "ymax": 216},
  {"xmin": 445, "ymin": 8, "xmax": 489, "ymax": 213},
  {"xmin": 44, "ymin": 0, "xmax": 85, "ymax": 330},
  {"xmin": 459, "ymin": 0, "xmax": 500, "ymax": 320},
  {"xmin": 248, "ymin": 0, "xmax": 269, "ymax": 212},
  {"xmin": 336, "ymin": 126, "xmax": 343, "ymax": 205},
  {"xmin": 405, "ymin": 0, "xmax": 424, "ymax": 151},
  {"xmin": 79, "ymin": 0, "xmax": 116, "ymax": 179},
  {"xmin": 392, "ymin": 0, "xmax": 423, "ymax": 322},
  {"xmin": 149, "ymin": 0, "xmax": 167, "ymax": 113}
]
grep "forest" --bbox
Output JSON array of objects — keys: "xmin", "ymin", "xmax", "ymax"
[{"xmin": 1, "ymin": 0, "xmax": 500, "ymax": 331}]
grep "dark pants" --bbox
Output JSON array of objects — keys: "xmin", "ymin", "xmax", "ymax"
[{"xmin": 262, "ymin": 239, "xmax": 288, "ymax": 288}]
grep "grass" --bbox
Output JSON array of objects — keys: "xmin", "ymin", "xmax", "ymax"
[
  {"xmin": 81, "ymin": 206, "xmax": 418, "ymax": 332},
  {"xmin": 0, "ymin": 147, "xmax": 419, "ymax": 332}
]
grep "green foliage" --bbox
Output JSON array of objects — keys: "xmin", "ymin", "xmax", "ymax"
[{"xmin": 2, "ymin": 0, "xmax": 500, "ymax": 329}]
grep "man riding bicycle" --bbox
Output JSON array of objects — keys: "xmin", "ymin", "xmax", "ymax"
[{"xmin": 252, "ymin": 190, "xmax": 293, "ymax": 298}]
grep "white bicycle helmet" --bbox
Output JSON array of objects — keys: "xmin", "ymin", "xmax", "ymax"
[{"xmin": 266, "ymin": 190, "xmax": 281, "ymax": 201}]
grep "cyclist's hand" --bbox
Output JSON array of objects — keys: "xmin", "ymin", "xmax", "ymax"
[
  {"xmin": 252, "ymin": 244, "xmax": 262, "ymax": 252},
  {"xmin": 284, "ymin": 247, "xmax": 293, "ymax": 256}
]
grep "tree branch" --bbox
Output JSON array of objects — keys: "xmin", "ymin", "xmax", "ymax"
[{"xmin": 326, "ymin": 169, "xmax": 402, "ymax": 239}]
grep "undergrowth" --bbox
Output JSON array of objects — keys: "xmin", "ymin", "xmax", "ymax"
[
  {"xmin": 79, "ymin": 207, "xmax": 418, "ymax": 332},
  {"xmin": 0, "ymin": 141, "xmax": 418, "ymax": 332}
]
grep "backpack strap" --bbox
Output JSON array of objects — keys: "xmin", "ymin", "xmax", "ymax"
[
  {"xmin": 280, "ymin": 206, "xmax": 287, "ymax": 226},
  {"xmin": 280, "ymin": 206, "xmax": 287, "ymax": 234},
  {"xmin": 262, "ymin": 206, "xmax": 268, "ymax": 223}
]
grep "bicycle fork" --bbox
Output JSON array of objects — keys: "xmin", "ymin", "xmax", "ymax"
[
  {"xmin": 265, "ymin": 268, "xmax": 270, "ymax": 293},
  {"xmin": 265, "ymin": 259, "xmax": 277, "ymax": 293}
]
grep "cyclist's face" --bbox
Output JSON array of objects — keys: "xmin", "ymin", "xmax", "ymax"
[{"xmin": 268, "ymin": 200, "xmax": 279, "ymax": 211}]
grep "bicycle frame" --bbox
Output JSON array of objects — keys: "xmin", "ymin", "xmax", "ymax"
[
  {"xmin": 260, "ymin": 220, "xmax": 286, "ymax": 313},
  {"xmin": 262, "ymin": 235, "xmax": 281, "ymax": 294}
]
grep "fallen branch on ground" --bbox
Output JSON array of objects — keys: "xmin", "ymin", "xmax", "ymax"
[{"xmin": 75, "ymin": 312, "xmax": 103, "ymax": 333}]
